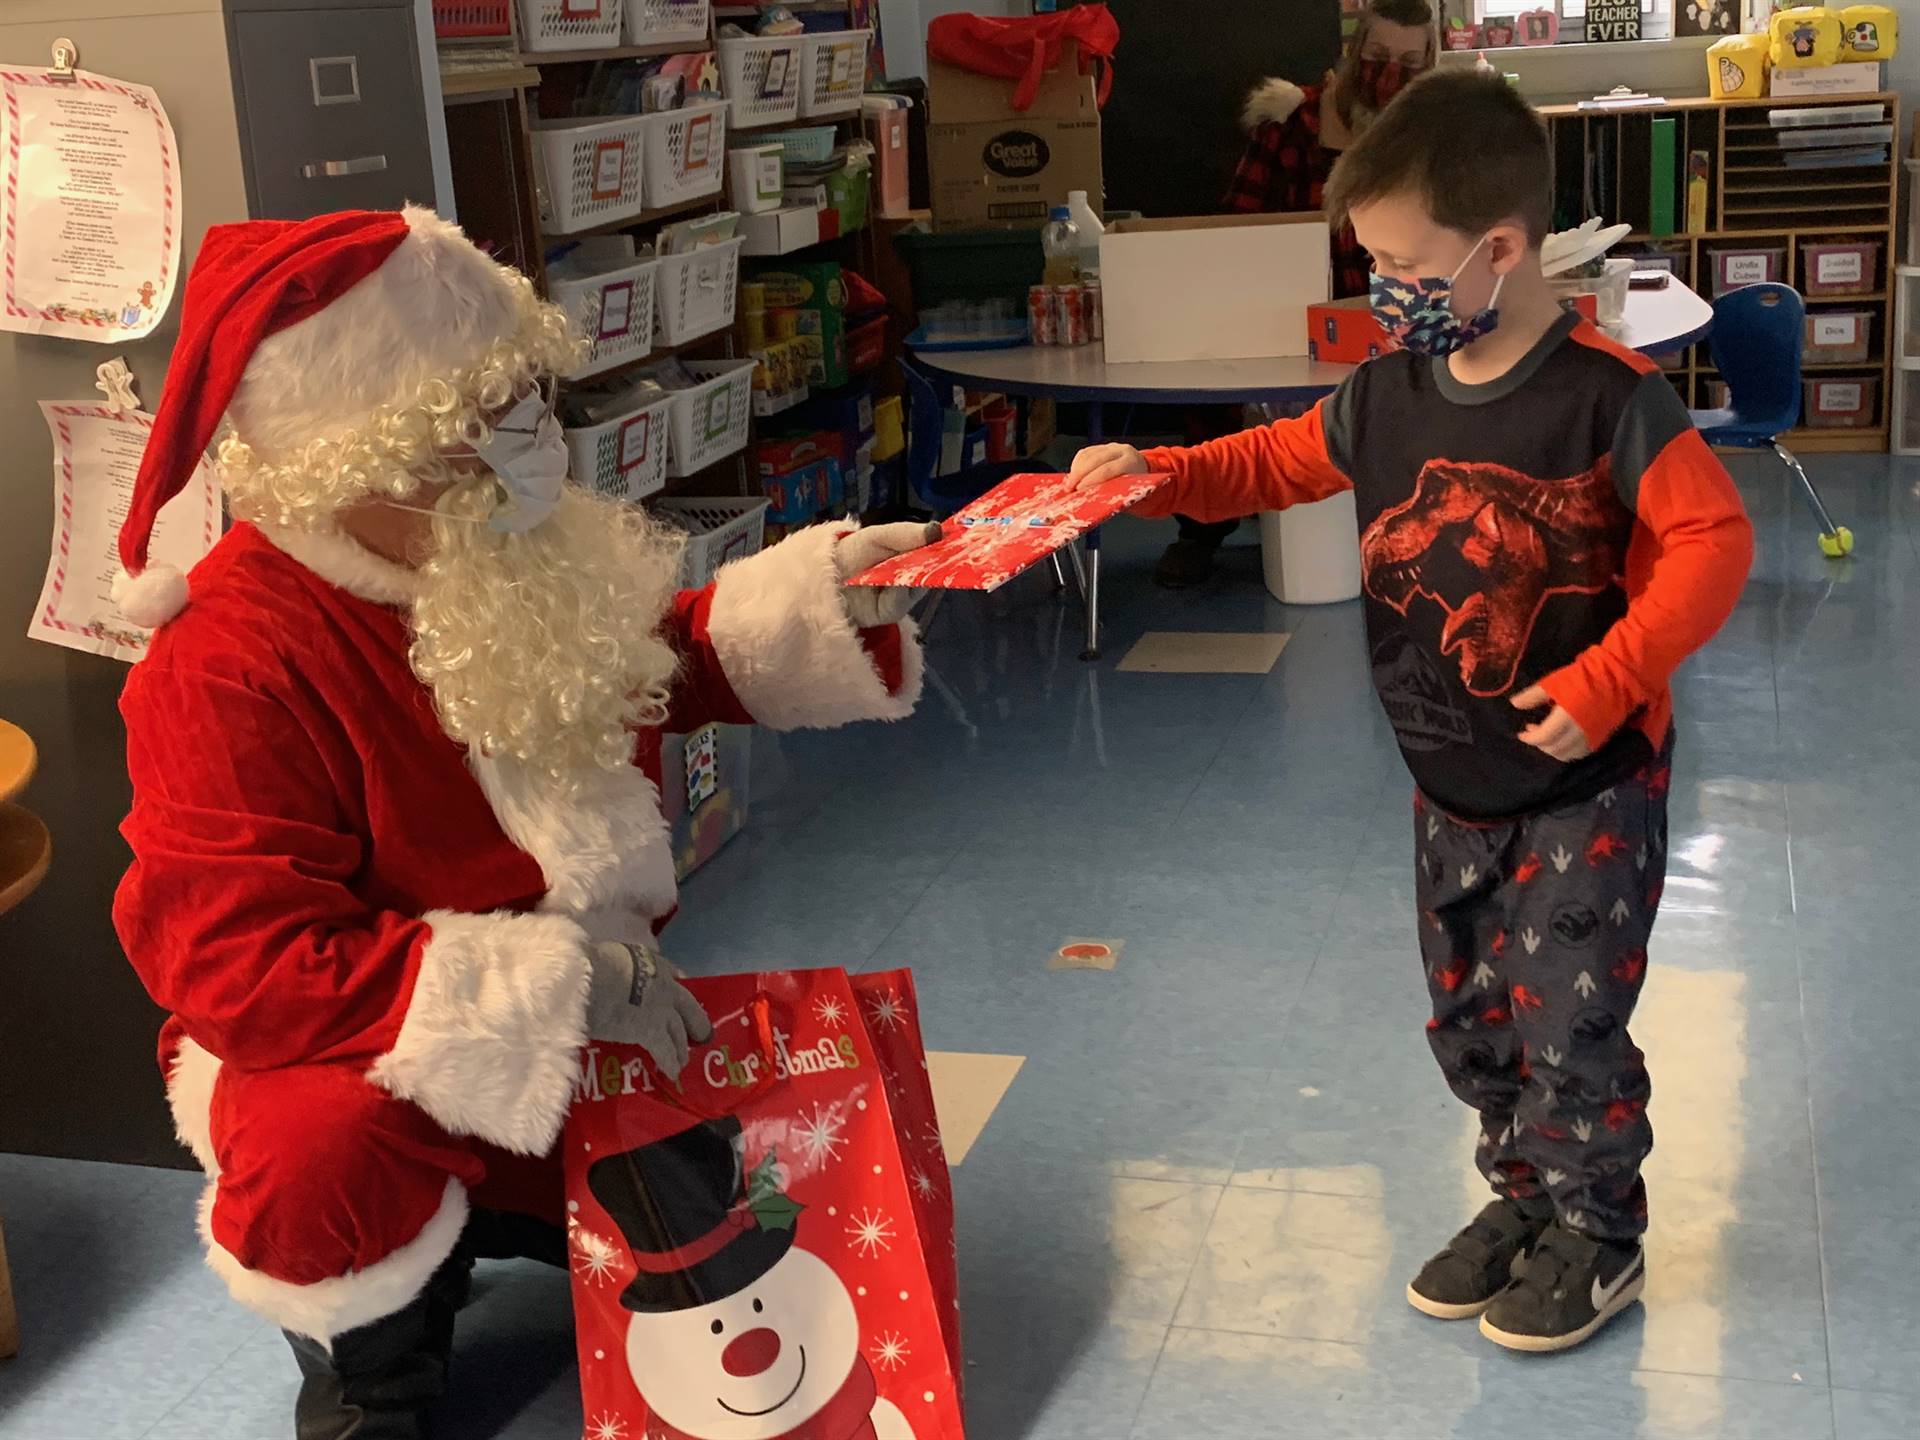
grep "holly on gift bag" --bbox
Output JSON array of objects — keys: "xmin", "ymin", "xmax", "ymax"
[{"xmin": 564, "ymin": 968, "xmax": 965, "ymax": 1440}]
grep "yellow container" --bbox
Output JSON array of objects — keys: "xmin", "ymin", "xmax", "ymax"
[
  {"xmin": 871, "ymin": 394, "xmax": 905, "ymax": 462},
  {"xmin": 1708, "ymin": 33, "xmax": 1769, "ymax": 99},
  {"xmin": 1771, "ymin": 6, "xmax": 1843, "ymax": 69},
  {"xmin": 1840, "ymin": 4, "xmax": 1897, "ymax": 61}
]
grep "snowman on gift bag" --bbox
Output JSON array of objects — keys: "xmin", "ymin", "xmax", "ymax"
[{"xmin": 588, "ymin": 1117, "xmax": 918, "ymax": 1440}]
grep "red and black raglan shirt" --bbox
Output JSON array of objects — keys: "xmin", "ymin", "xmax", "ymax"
[{"xmin": 1138, "ymin": 311, "xmax": 1755, "ymax": 822}]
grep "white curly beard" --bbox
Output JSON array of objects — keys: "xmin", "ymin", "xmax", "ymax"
[{"xmin": 407, "ymin": 484, "xmax": 686, "ymax": 785}]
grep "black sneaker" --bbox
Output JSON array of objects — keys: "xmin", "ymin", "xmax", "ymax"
[
  {"xmin": 1406, "ymin": 1198, "xmax": 1553, "ymax": 1321},
  {"xmin": 1479, "ymin": 1220, "xmax": 1645, "ymax": 1353},
  {"xmin": 1154, "ymin": 538, "xmax": 1219, "ymax": 589}
]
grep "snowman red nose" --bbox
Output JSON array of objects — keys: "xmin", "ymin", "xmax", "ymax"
[{"xmin": 721, "ymin": 1328, "xmax": 782, "ymax": 1378}]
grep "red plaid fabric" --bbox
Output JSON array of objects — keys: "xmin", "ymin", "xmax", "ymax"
[{"xmin": 1222, "ymin": 81, "xmax": 1372, "ymax": 301}]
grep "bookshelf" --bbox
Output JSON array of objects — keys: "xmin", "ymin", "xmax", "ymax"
[{"xmin": 1540, "ymin": 91, "xmax": 1900, "ymax": 454}]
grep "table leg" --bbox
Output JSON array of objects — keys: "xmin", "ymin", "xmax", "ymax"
[{"xmin": 1081, "ymin": 401, "xmax": 1104, "ymax": 661}]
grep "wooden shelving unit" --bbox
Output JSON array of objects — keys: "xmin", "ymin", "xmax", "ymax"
[{"xmin": 1541, "ymin": 91, "xmax": 1901, "ymax": 454}]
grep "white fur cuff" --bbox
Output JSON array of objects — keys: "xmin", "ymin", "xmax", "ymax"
[
  {"xmin": 166, "ymin": 1037, "xmax": 223, "ymax": 1175},
  {"xmin": 368, "ymin": 909, "xmax": 592, "ymax": 1156},
  {"xmin": 705, "ymin": 524, "xmax": 924, "ymax": 732}
]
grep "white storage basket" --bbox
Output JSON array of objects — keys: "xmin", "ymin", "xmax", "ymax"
[
  {"xmin": 799, "ymin": 30, "xmax": 871, "ymax": 119},
  {"xmin": 550, "ymin": 256, "xmax": 658, "ymax": 379},
  {"xmin": 565, "ymin": 393, "xmax": 674, "ymax": 502},
  {"xmin": 534, "ymin": 116, "xmax": 648, "ymax": 234},
  {"xmin": 655, "ymin": 236, "xmax": 743, "ymax": 345},
  {"xmin": 642, "ymin": 103, "xmax": 729, "ymax": 209},
  {"xmin": 655, "ymin": 496, "xmax": 770, "ymax": 588},
  {"xmin": 518, "ymin": 0, "xmax": 623, "ymax": 53},
  {"xmin": 666, "ymin": 358, "xmax": 756, "ymax": 475},
  {"xmin": 719, "ymin": 34, "xmax": 804, "ymax": 128},
  {"xmin": 622, "ymin": 0, "xmax": 708, "ymax": 46}
]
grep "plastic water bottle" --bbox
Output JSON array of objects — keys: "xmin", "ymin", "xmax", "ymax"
[
  {"xmin": 1042, "ymin": 207, "xmax": 1081, "ymax": 286},
  {"xmin": 1067, "ymin": 189, "xmax": 1104, "ymax": 278}
]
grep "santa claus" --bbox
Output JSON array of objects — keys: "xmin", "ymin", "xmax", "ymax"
[{"xmin": 110, "ymin": 208, "xmax": 936, "ymax": 1438}]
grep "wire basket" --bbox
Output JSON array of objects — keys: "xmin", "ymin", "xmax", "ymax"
[
  {"xmin": 565, "ymin": 392, "xmax": 674, "ymax": 502},
  {"xmin": 550, "ymin": 256, "xmax": 659, "ymax": 379},
  {"xmin": 718, "ymin": 34, "xmax": 804, "ymax": 128},
  {"xmin": 433, "ymin": 0, "xmax": 512, "ymax": 38},
  {"xmin": 655, "ymin": 496, "xmax": 771, "ymax": 588},
  {"xmin": 518, "ymin": 0, "xmax": 623, "ymax": 52},
  {"xmin": 799, "ymin": 29, "xmax": 872, "ymax": 119},
  {"xmin": 623, "ymin": 0, "xmax": 710, "ymax": 46},
  {"xmin": 666, "ymin": 358, "xmax": 756, "ymax": 476},
  {"xmin": 654, "ymin": 236, "xmax": 743, "ymax": 345},
  {"xmin": 641, "ymin": 103, "xmax": 729, "ymax": 209},
  {"xmin": 533, "ymin": 115, "xmax": 649, "ymax": 234}
]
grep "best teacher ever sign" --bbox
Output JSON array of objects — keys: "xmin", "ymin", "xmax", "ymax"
[{"xmin": 1586, "ymin": 0, "xmax": 1643, "ymax": 42}]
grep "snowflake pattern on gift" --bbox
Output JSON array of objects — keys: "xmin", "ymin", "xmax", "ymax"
[
  {"xmin": 586, "ymin": 1411, "xmax": 629, "ymax": 1440},
  {"xmin": 911, "ymin": 1166, "xmax": 938, "ymax": 1200},
  {"xmin": 864, "ymin": 989, "xmax": 909, "ymax": 1033},
  {"xmin": 570, "ymin": 1221, "xmax": 621, "ymax": 1288},
  {"xmin": 846, "ymin": 1206, "xmax": 896, "ymax": 1258},
  {"xmin": 812, "ymin": 994, "xmax": 849, "ymax": 1029},
  {"xmin": 793, "ymin": 1102, "xmax": 849, "ymax": 1168},
  {"xmin": 871, "ymin": 1330, "xmax": 911, "ymax": 1372}
]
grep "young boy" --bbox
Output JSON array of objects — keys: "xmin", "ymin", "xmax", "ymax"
[{"xmin": 1069, "ymin": 71, "xmax": 1753, "ymax": 1353}]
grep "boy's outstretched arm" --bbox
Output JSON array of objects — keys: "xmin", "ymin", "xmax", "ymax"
[
  {"xmin": 1066, "ymin": 384, "xmax": 1357, "ymax": 522},
  {"xmin": 1525, "ymin": 370, "xmax": 1755, "ymax": 753}
]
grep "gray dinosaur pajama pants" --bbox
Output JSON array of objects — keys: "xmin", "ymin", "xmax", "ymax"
[{"xmin": 1414, "ymin": 749, "xmax": 1671, "ymax": 1242}]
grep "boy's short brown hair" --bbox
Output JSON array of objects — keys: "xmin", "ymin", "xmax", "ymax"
[{"xmin": 1325, "ymin": 69, "xmax": 1554, "ymax": 245}]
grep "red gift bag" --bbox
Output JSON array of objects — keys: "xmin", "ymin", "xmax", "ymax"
[
  {"xmin": 926, "ymin": 4, "xmax": 1118, "ymax": 111},
  {"xmin": 564, "ymin": 968, "xmax": 965, "ymax": 1440}
]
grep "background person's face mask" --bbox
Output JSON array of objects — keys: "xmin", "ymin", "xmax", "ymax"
[
  {"xmin": 471, "ymin": 382, "xmax": 569, "ymax": 534},
  {"xmin": 1351, "ymin": 56, "xmax": 1412, "ymax": 111},
  {"xmin": 1369, "ymin": 234, "xmax": 1505, "ymax": 357}
]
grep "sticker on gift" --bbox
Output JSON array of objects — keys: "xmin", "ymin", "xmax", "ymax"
[
  {"xmin": 685, "ymin": 723, "xmax": 719, "ymax": 808},
  {"xmin": 591, "ymin": 140, "xmax": 626, "ymax": 201}
]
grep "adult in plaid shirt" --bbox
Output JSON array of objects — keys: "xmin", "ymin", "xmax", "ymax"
[{"xmin": 1157, "ymin": 0, "xmax": 1436, "ymax": 590}]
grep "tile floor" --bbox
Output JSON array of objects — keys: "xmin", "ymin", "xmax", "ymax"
[{"xmin": 3, "ymin": 454, "xmax": 1918, "ymax": 1439}]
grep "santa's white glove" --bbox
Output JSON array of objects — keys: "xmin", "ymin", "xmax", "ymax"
[
  {"xmin": 836, "ymin": 522, "xmax": 944, "ymax": 628},
  {"xmin": 587, "ymin": 941, "xmax": 712, "ymax": 1077}
]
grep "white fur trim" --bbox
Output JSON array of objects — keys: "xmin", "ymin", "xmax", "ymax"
[
  {"xmin": 367, "ymin": 909, "xmax": 592, "ymax": 1156},
  {"xmin": 1244, "ymin": 78, "xmax": 1306, "ymax": 131},
  {"xmin": 258, "ymin": 524, "xmax": 422, "ymax": 606},
  {"xmin": 200, "ymin": 1176, "xmax": 469, "ymax": 1343},
  {"xmin": 112, "ymin": 564, "xmax": 189, "ymax": 628},
  {"xmin": 705, "ymin": 524, "xmax": 924, "ymax": 732},
  {"xmin": 471, "ymin": 753, "xmax": 680, "ymax": 923},
  {"xmin": 230, "ymin": 206, "xmax": 523, "ymax": 462},
  {"xmin": 165, "ymin": 1037, "xmax": 222, "ymax": 1175}
]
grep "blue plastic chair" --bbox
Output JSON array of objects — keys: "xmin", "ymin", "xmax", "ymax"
[
  {"xmin": 1687, "ymin": 282, "xmax": 1853, "ymax": 558},
  {"xmin": 900, "ymin": 360, "xmax": 1025, "ymax": 516}
]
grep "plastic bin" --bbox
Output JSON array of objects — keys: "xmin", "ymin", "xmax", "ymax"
[
  {"xmin": 654, "ymin": 236, "xmax": 743, "ymax": 344},
  {"xmin": 655, "ymin": 496, "xmax": 771, "ymax": 588},
  {"xmin": 1803, "ymin": 239, "xmax": 1880, "ymax": 297},
  {"xmin": 1803, "ymin": 375, "xmax": 1879, "ymax": 428},
  {"xmin": 641, "ymin": 102, "xmax": 729, "ymax": 209},
  {"xmin": 1259, "ymin": 490, "xmax": 1362, "ymax": 605},
  {"xmin": 757, "ymin": 127, "xmax": 838, "ymax": 166},
  {"xmin": 564, "ymin": 392, "xmax": 674, "ymax": 503},
  {"xmin": 623, "ymin": 0, "xmax": 708, "ymax": 46},
  {"xmin": 1710, "ymin": 244, "xmax": 1786, "ymax": 295},
  {"xmin": 719, "ymin": 34, "xmax": 804, "ymax": 129},
  {"xmin": 666, "ymin": 357, "xmax": 756, "ymax": 475},
  {"xmin": 1768, "ymin": 102, "xmax": 1887, "ymax": 128},
  {"xmin": 433, "ymin": 0, "xmax": 511, "ymax": 37},
  {"xmin": 533, "ymin": 116, "xmax": 648, "ymax": 234},
  {"xmin": 799, "ymin": 29, "xmax": 872, "ymax": 118},
  {"xmin": 1548, "ymin": 257, "xmax": 1632, "ymax": 329},
  {"xmin": 892, "ymin": 224, "xmax": 1046, "ymax": 311},
  {"xmin": 517, "ymin": 0, "xmax": 622, "ymax": 52},
  {"xmin": 550, "ymin": 254, "xmax": 659, "ymax": 378},
  {"xmin": 1805, "ymin": 309, "xmax": 1874, "ymax": 364}
]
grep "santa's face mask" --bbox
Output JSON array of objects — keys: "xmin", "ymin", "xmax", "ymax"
[{"xmin": 471, "ymin": 379, "xmax": 568, "ymax": 533}]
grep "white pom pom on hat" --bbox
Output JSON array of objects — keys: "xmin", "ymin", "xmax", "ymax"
[{"xmin": 111, "ymin": 564, "xmax": 190, "ymax": 629}]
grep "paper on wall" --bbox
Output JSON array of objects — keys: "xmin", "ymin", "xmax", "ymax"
[
  {"xmin": 0, "ymin": 66, "xmax": 182, "ymax": 342},
  {"xmin": 29, "ymin": 403, "xmax": 219, "ymax": 663}
]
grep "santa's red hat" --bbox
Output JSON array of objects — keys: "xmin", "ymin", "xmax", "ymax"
[{"xmin": 116, "ymin": 206, "xmax": 533, "ymax": 628}]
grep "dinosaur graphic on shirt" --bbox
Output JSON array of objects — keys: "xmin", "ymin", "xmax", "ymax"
[{"xmin": 1360, "ymin": 458, "xmax": 1628, "ymax": 697}]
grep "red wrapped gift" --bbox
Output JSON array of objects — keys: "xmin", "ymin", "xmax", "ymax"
[{"xmin": 564, "ymin": 968, "xmax": 964, "ymax": 1440}]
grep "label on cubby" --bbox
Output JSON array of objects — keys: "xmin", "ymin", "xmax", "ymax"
[
  {"xmin": 1815, "ymin": 252, "xmax": 1865, "ymax": 286},
  {"xmin": 619, "ymin": 414, "xmax": 651, "ymax": 473},
  {"xmin": 1813, "ymin": 315, "xmax": 1860, "ymax": 347},
  {"xmin": 1817, "ymin": 383, "xmax": 1864, "ymax": 412},
  {"xmin": 1724, "ymin": 255, "xmax": 1772, "ymax": 285}
]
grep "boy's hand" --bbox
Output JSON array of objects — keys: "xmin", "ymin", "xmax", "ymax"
[
  {"xmin": 1511, "ymin": 685, "xmax": 1594, "ymax": 762},
  {"xmin": 1067, "ymin": 443, "xmax": 1150, "ymax": 492}
]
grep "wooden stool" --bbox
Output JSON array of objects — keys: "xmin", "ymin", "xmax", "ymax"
[{"xmin": 0, "ymin": 717, "xmax": 50, "ymax": 1361}]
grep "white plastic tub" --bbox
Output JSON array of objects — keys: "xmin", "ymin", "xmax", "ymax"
[
  {"xmin": 549, "ymin": 253, "xmax": 659, "ymax": 378},
  {"xmin": 666, "ymin": 358, "xmax": 756, "ymax": 476},
  {"xmin": 622, "ymin": 0, "xmax": 707, "ymax": 46},
  {"xmin": 655, "ymin": 496, "xmax": 770, "ymax": 588},
  {"xmin": 799, "ymin": 29, "xmax": 872, "ymax": 118},
  {"xmin": 518, "ymin": 0, "xmax": 623, "ymax": 52},
  {"xmin": 719, "ymin": 34, "xmax": 804, "ymax": 129},
  {"xmin": 534, "ymin": 115, "xmax": 648, "ymax": 234},
  {"xmin": 565, "ymin": 392, "xmax": 674, "ymax": 502},
  {"xmin": 654, "ymin": 236, "xmax": 743, "ymax": 345},
  {"xmin": 1259, "ymin": 490, "xmax": 1361, "ymax": 605},
  {"xmin": 641, "ymin": 102, "xmax": 729, "ymax": 209}
]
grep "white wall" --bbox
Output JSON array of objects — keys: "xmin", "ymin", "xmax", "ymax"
[{"xmin": 879, "ymin": 0, "xmax": 1025, "ymax": 82}]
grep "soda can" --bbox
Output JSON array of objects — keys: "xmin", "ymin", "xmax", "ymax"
[
  {"xmin": 1052, "ymin": 284, "xmax": 1088, "ymax": 346},
  {"xmin": 1027, "ymin": 284, "xmax": 1057, "ymax": 345},
  {"xmin": 1081, "ymin": 280, "xmax": 1103, "ymax": 342}
]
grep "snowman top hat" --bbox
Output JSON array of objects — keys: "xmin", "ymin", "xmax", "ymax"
[{"xmin": 588, "ymin": 1117, "xmax": 798, "ymax": 1314}]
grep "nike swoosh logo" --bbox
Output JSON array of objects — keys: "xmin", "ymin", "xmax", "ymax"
[{"xmin": 1591, "ymin": 1253, "xmax": 1643, "ymax": 1312}]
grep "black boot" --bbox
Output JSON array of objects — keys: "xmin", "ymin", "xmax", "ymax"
[
  {"xmin": 283, "ymin": 1255, "xmax": 463, "ymax": 1440},
  {"xmin": 459, "ymin": 1207, "xmax": 568, "ymax": 1269}
]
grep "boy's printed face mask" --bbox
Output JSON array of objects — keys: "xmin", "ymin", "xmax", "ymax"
[
  {"xmin": 1351, "ymin": 57, "xmax": 1413, "ymax": 111},
  {"xmin": 1369, "ymin": 234, "xmax": 1505, "ymax": 357}
]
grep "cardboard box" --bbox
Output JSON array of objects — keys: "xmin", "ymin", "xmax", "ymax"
[
  {"xmin": 927, "ymin": 40, "xmax": 1102, "ymax": 233},
  {"xmin": 661, "ymin": 723, "xmax": 752, "ymax": 879},
  {"xmin": 1306, "ymin": 297, "xmax": 1389, "ymax": 365},
  {"xmin": 1769, "ymin": 60, "xmax": 1883, "ymax": 97},
  {"xmin": 741, "ymin": 204, "xmax": 823, "ymax": 257},
  {"xmin": 1100, "ymin": 213, "xmax": 1331, "ymax": 364}
]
